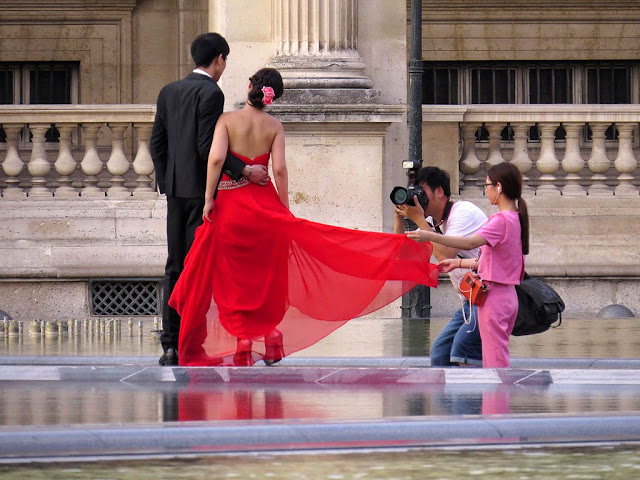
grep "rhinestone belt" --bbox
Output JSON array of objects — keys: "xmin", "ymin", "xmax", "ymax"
[{"xmin": 218, "ymin": 177, "xmax": 250, "ymax": 190}]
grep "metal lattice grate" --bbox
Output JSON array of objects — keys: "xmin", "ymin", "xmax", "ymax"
[{"xmin": 91, "ymin": 280, "xmax": 161, "ymax": 316}]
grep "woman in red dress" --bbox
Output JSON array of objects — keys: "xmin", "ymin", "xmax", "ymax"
[{"xmin": 169, "ymin": 68, "xmax": 440, "ymax": 366}]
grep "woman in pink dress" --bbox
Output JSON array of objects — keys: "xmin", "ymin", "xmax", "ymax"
[
  {"xmin": 407, "ymin": 162, "xmax": 529, "ymax": 368},
  {"xmin": 169, "ymin": 68, "xmax": 441, "ymax": 366}
]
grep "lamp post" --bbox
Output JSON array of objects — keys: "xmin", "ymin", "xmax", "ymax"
[{"xmin": 401, "ymin": 0, "xmax": 431, "ymax": 325}]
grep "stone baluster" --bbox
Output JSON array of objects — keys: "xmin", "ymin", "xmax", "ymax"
[
  {"xmin": 484, "ymin": 123, "xmax": 505, "ymax": 171},
  {"xmin": 105, "ymin": 123, "xmax": 131, "ymax": 197},
  {"xmin": 53, "ymin": 123, "xmax": 78, "ymax": 197},
  {"xmin": 459, "ymin": 123, "xmax": 482, "ymax": 192},
  {"xmin": 613, "ymin": 123, "xmax": 639, "ymax": 195},
  {"xmin": 27, "ymin": 124, "xmax": 52, "ymax": 198},
  {"xmin": 131, "ymin": 123, "xmax": 156, "ymax": 195},
  {"xmin": 535, "ymin": 122, "xmax": 561, "ymax": 195},
  {"xmin": 80, "ymin": 123, "xmax": 105, "ymax": 197},
  {"xmin": 509, "ymin": 123, "xmax": 533, "ymax": 193},
  {"xmin": 587, "ymin": 123, "xmax": 612, "ymax": 195},
  {"xmin": 561, "ymin": 123, "xmax": 586, "ymax": 195},
  {"xmin": 1, "ymin": 124, "xmax": 26, "ymax": 198}
]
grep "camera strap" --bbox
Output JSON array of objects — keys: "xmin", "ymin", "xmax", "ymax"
[{"xmin": 431, "ymin": 200, "xmax": 454, "ymax": 234}]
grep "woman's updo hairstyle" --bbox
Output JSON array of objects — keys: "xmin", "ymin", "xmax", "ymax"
[{"xmin": 248, "ymin": 68, "xmax": 284, "ymax": 109}]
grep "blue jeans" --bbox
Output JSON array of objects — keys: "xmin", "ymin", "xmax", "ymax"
[{"xmin": 430, "ymin": 301, "xmax": 482, "ymax": 366}]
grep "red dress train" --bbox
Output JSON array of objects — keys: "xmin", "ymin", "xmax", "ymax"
[{"xmin": 169, "ymin": 151, "xmax": 440, "ymax": 366}]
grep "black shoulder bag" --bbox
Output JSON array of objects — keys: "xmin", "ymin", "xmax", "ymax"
[{"xmin": 512, "ymin": 273, "xmax": 564, "ymax": 336}]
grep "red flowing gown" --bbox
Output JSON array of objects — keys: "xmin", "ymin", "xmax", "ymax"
[{"xmin": 169, "ymin": 151, "xmax": 440, "ymax": 366}]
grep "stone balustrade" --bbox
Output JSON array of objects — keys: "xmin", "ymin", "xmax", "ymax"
[
  {"xmin": 425, "ymin": 104, "xmax": 640, "ymax": 196},
  {"xmin": 0, "ymin": 105, "xmax": 156, "ymax": 198},
  {"xmin": 3, "ymin": 104, "xmax": 640, "ymax": 200}
]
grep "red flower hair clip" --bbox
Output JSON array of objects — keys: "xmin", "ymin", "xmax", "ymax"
[{"xmin": 262, "ymin": 86, "xmax": 275, "ymax": 106}]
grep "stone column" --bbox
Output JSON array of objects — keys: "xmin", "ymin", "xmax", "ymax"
[{"xmin": 269, "ymin": 0, "xmax": 378, "ymax": 104}]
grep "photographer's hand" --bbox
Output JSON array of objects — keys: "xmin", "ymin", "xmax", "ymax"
[{"xmin": 396, "ymin": 199, "xmax": 428, "ymax": 228}]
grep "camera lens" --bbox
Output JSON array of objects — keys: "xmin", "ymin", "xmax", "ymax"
[{"xmin": 390, "ymin": 186, "xmax": 408, "ymax": 205}]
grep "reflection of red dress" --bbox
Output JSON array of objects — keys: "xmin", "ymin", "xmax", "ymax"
[{"xmin": 169, "ymin": 151, "xmax": 440, "ymax": 366}]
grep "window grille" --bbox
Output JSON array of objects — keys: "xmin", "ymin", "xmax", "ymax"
[
  {"xmin": 421, "ymin": 60, "xmax": 635, "ymax": 106},
  {"xmin": 470, "ymin": 66, "xmax": 516, "ymax": 104},
  {"xmin": 528, "ymin": 65, "xmax": 573, "ymax": 104},
  {"xmin": 423, "ymin": 65, "xmax": 459, "ymax": 104},
  {"xmin": 586, "ymin": 64, "xmax": 631, "ymax": 104},
  {"xmin": 90, "ymin": 280, "xmax": 161, "ymax": 316}
]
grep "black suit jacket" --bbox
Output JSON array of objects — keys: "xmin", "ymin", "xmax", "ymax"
[{"xmin": 150, "ymin": 72, "xmax": 246, "ymax": 198}]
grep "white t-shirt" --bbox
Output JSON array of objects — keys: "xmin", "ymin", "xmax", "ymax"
[{"xmin": 427, "ymin": 200, "xmax": 487, "ymax": 292}]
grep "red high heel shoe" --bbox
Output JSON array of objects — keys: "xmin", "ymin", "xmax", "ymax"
[
  {"xmin": 233, "ymin": 338, "xmax": 254, "ymax": 366},
  {"xmin": 264, "ymin": 329, "xmax": 284, "ymax": 366}
]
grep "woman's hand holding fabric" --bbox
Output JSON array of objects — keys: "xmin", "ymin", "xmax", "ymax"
[
  {"xmin": 438, "ymin": 258, "xmax": 459, "ymax": 273},
  {"xmin": 406, "ymin": 228, "xmax": 432, "ymax": 243},
  {"xmin": 203, "ymin": 199, "xmax": 214, "ymax": 222}
]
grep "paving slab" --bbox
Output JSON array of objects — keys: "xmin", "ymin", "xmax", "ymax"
[{"xmin": 1, "ymin": 355, "xmax": 640, "ymax": 369}]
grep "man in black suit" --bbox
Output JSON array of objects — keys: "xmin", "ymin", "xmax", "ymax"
[{"xmin": 151, "ymin": 32, "xmax": 269, "ymax": 366}]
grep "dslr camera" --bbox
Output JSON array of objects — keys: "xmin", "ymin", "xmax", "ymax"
[{"xmin": 390, "ymin": 184, "xmax": 428, "ymax": 210}]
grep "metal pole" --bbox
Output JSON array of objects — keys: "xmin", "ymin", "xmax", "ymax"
[
  {"xmin": 409, "ymin": 0, "xmax": 423, "ymax": 165},
  {"xmin": 402, "ymin": 0, "xmax": 431, "ymax": 323}
]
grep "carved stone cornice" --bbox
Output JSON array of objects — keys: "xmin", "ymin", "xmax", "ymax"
[
  {"xmin": 418, "ymin": 0, "xmax": 640, "ymax": 10},
  {"xmin": 0, "ymin": 0, "xmax": 137, "ymax": 11},
  {"xmin": 411, "ymin": 0, "xmax": 640, "ymax": 20}
]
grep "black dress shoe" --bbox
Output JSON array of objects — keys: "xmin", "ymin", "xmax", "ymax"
[{"xmin": 159, "ymin": 347, "xmax": 179, "ymax": 366}]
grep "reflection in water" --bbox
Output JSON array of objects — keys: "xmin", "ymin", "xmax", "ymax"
[
  {"xmin": 1, "ymin": 380, "xmax": 639, "ymax": 426},
  {"xmin": 174, "ymin": 383, "xmax": 516, "ymax": 422},
  {"xmin": 402, "ymin": 318, "xmax": 430, "ymax": 357}
]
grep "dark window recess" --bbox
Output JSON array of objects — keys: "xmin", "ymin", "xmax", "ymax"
[
  {"xmin": 471, "ymin": 67, "xmax": 516, "ymax": 104},
  {"xmin": 91, "ymin": 280, "xmax": 161, "ymax": 316},
  {"xmin": 0, "ymin": 68, "xmax": 13, "ymax": 104},
  {"xmin": 586, "ymin": 65, "xmax": 631, "ymax": 104},
  {"xmin": 423, "ymin": 65, "xmax": 459, "ymax": 104},
  {"xmin": 0, "ymin": 68, "xmax": 13, "ymax": 142},
  {"xmin": 528, "ymin": 66, "xmax": 572, "ymax": 104},
  {"xmin": 29, "ymin": 67, "xmax": 72, "ymax": 104}
]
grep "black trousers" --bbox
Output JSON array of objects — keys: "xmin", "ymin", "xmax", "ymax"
[{"xmin": 160, "ymin": 196, "xmax": 204, "ymax": 352}]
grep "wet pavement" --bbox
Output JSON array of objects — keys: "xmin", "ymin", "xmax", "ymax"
[{"xmin": 0, "ymin": 316, "xmax": 639, "ymax": 465}]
